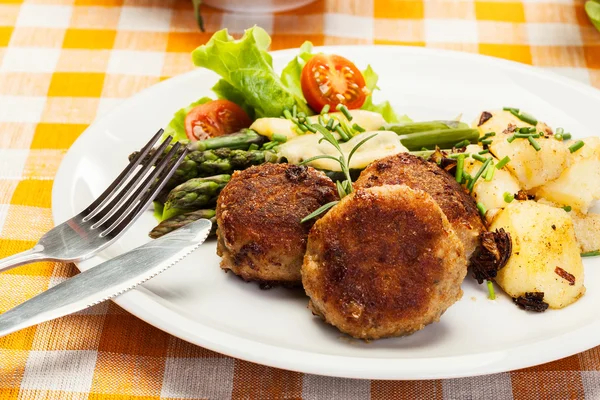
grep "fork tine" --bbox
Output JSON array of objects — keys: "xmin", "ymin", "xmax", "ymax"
[
  {"xmin": 99, "ymin": 142, "xmax": 186, "ymax": 238},
  {"xmin": 107, "ymin": 146, "xmax": 190, "ymax": 237},
  {"xmin": 87, "ymin": 135, "xmax": 174, "ymax": 226},
  {"xmin": 82, "ymin": 129, "xmax": 164, "ymax": 219}
]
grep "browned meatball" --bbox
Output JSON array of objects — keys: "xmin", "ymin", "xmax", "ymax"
[
  {"xmin": 354, "ymin": 153, "xmax": 485, "ymax": 258},
  {"xmin": 216, "ymin": 163, "xmax": 337, "ymax": 286},
  {"xmin": 302, "ymin": 185, "xmax": 467, "ymax": 339}
]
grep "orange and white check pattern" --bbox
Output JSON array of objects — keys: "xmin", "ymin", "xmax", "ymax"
[{"xmin": 0, "ymin": 0, "xmax": 599, "ymax": 398}]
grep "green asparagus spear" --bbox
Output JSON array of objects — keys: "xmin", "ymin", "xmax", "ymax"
[
  {"xmin": 149, "ymin": 209, "xmax": 217, "ymax": 239},
  {"xmin": 162, "ymin": 175, "xmax": 230, "ymax": 220},
  {"xmin": 398, "ymin": 128, "xmax": 479, "ymax": 151},
  {"xmin": 189, "ymin": 129, "xmax": 267, "ymax": 151},
  {"xmin": 382, "ymin": 121, "xmax": 469, "ymax": 135}
]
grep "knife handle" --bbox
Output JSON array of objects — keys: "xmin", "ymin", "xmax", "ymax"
[{"xmin": 0, "ymin": 245, "xmax": 46, "ymax": 273}]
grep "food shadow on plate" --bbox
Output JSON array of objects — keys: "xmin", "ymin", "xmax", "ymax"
[{"xmin": 307, "ymin": 314, "xmax": 452, "ymax": 349}]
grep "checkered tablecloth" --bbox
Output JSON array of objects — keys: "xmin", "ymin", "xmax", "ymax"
[{"xmin": 0, "ymin": 0, "xmax": 599, "ymax": 398}]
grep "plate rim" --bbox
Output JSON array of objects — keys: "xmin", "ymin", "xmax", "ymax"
[{"xmin": 52, "ymin": 45, "xmax": 600, "ymax": 380}]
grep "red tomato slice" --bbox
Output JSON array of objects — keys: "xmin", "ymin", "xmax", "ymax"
[
  {"xmin": 300, "ymin": 54, "xmax": 368, "ymax": 113},
  {"xmin": 185, "ymin": 100, "xmax": 252, "ymax": 141}
]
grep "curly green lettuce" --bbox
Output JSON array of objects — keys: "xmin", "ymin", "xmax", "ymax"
[{"xmin": 192, "ymin": 26, "xmax": 312, "ymax": 118}]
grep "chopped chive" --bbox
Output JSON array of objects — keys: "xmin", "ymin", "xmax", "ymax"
[
  {"xmin": 272, "ymin": 133, "xmax": 288, "ymax": 143},
  {"xmin": 300, "ymin": 201, "xmax": 339, "ymax": 223},
  {"xmin": 318, "ymin": 115, "xmax": 326, "ymax": 126},
  {"xmin": 326, "ymin": 118, "xmax": 334, "ymax": 130},
  {"xmin": 456, "ymin": 154, "xmax": 465, "ymax": 183},
  {"xmin": 496, "ymin": 156, "xmax": 510, "ymax": 169},
  {"xmin": 563, "ymin": 133, "xmax": 572, "ymax": 140},
  {"xmin": 421, "ymin": 147, "xmax": 428, "ymax": 151},
  {"xmin": 297, "ymin": 112, "xmax": 306, "ymax": 119},
  {"xmin": 507, "ymin": 135, "xmax": 517, "ymax": 143},
  {"xmin": 305, "ymin": 123, "xmax": 317, "ymax": 133},
  {"xmin": 292, "ymin": 105, "xmax": 297, "ymax": 118},
  {"xmin": 503, "ymin": 192, "xmax": 514, "ymax": 203},
  {"xmin": 562, "ymin": 205, "xmax": 572, "ymax": 212},
  {"xmin": 528, "ymin": 136, "xmax": 541, "ymax": 151},
  {"xmin": 569, "ymin": 140, "xmax": 584, "ymax": 153},
  {"xmin": 454, "ymin": 139, "xmax": 470, "ymax": 148},
  {"xmin": 320, "ymin": 104, "xmax": 330, "ymax": 115},
  {"xmin": 468, "ymin": 158, "xmax": 492, "ymax": 192},
  {"xmin": 449, "ymin": 152, "xmax": 469, "ymax": 159},
  {"xmin": 554, "ymin": 134, "xmax": 563, "ymax": 141},
  {"xmin": 481, "ymin": 139, "xmax": 493, "ymax": 145},
  {"xmin": 352, "ymin": 123, "xmax": 366, "ymax": 133},
  {"xmin": 503, "ymin": 107, "xmax": 519, "ymax": 113},
  {"xmin": 484, "ymin": 162, "xmax": 495, "ymax": 181},
  {"xmin": 515, "ymin": 133, "xmax": 540, "ymax": 138},
  {"xmin": 477, "ymin": 202, "xmax": 487, "ymax": 217},
  {"xmin": 478, "ymin": 149, "xmax": 490, "ymax": 155},
  {"xmin": 556, "ymin": 127, "xmax": 564, "ymax": 135},
  {"xmin": 335, "ymin": 125, "xmax": 350, "ymax": 141},
  {"xmin": 336, "ymin": 104, "xmax": 353, "ymax": 121},
  {"xmin": 519, "ymin": 127, "xmax": 531, "ymax": 133},
  {"xmin": 263, "ymin": 142, "xmax": 277, "ymax": 150},
  {"xmin": 248, "ymin": 143, "xmax": 259, "ymax": 151},
  {"xmin": 283, "ymin": 109, "xmax": 293, "ymax": 120},
  {"xmin": 487, "ymin": 280, "xmax": 496, "ymax": 300},
  {"xmin": 518, "ymin": 112, "xmax": 538, "ymax": 126},
  {"xmin": 472, "ymin": 153, "xmax": 487, "ymax": 162},
  {"xmin": 582, "ymin": 250, "xmax": 600, "ymax": 257}
]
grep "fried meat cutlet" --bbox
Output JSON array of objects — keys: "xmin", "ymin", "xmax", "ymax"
[
  {"xmin": 302, "ymin": 185, "xmax": 467, "ymax": 339},
  {"xmin": 216, "ymin": 163, "xmax": 337, "ymax": 286},
  {"xmin": 354, "ymin": 153, "xmax": 485, "ymax": 258}
]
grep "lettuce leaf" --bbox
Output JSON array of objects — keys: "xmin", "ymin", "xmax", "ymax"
[
  {"xmin": 361, "ymin": 65, "xmax": 411, "ymax": 124},
  {"xmin": 280, "ymin": 41, "xmax": 314, "ymax": 101},
  {"xmin": 211, "ymin": 79, "xmax": 255, "ymax": 120},
  {"xmin": 163, "ymin": 97, "xmax": 212, "ymax": 142},
  {"xmin": 192, "ymin": 27, "xmax": 311, "ymax": 118}
]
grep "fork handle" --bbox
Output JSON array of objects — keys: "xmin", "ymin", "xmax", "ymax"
[{"xmin": 0, "ymin": 246, "xmax": 46, "ymax": 273}]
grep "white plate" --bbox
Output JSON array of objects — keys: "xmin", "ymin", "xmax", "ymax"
[{"xmin": 52, "ymin": 46, "xmax": 600, "ymax": 380}]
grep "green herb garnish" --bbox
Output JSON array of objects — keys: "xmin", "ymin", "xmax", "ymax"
[
  {"xmin": 582, "ymin": 250, "xmax": 600, "ymax": 257},
  {"xmin": 569, "ymin": 140, "xmax": 585, "ymax": 153},
  {"xmin": 496, "ymin": 156, "xmax": 510, "ymax": 169},
  {"xmin": 503, "ymin": 192, "xmax": 514, "ymax": 203},
  {"xmin": 487, "ymin": 280, "xmax": 496, "ymax": 300},
  {"xmin": 528, "ymin": 136, "xmax": 541, "ymax": 151}
]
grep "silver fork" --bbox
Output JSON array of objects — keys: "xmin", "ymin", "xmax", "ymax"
[{"xmin": 0, "ymin": 129, "xmax": 188, "ymax": 273}]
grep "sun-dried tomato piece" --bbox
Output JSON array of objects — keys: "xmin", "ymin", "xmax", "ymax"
[
  {"xmin": 478, "ymin": 111, "xmax": 493, "ymax": 126},
  {"xmin": 555, "ymin": 266, "xmax": 576, "ymax": 286}
]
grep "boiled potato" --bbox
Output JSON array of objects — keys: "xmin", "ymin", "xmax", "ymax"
[
  {"xmin": 474, "ymin": 110, "xmax": 534, "ymax": 136},
  {"xmin": 534, "ymin": 137, "xmax": 600, "ymax": 213},
  {"xmin": 463, "ymin": 145, "xmax": 521, "ymax": 212},
  {"xmin": 489, "ymin": 134, "xmax": 570, "ymax": 190},
  {"xmin": 489, "ymin": 201, "xmax": 585, "ymax": 309},
  {"xmin": 571, "ymin": 211, "xmax": 600, "ymax": 253},
  {"xmin": 250, "ymin": 110, "xmax": 386, "ymax": 140}
]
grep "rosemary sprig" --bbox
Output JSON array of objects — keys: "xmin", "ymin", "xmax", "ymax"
[{"xmin": 300, "ymin": 124, "xmax": 377, "ymax": 222}]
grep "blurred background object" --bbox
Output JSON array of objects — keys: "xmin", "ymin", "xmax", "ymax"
[
  {"xmin": 203, "ymin": 0, "xmax": 318, "ymax": 13},
  {"xmin": 587, "ymin": 0, "xmax": 600, "ymax": 32}
]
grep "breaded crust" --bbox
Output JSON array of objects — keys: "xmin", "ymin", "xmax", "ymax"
[
  {"xmin": 216, "ymin": 163, "xmax": 337, "ymax": 286},
  {"xmin": 354, "ymin": 153, "xmax": 485, "ymax": 257},
  {"xmin": 302, "ymin": 185, "xmax": 467, "ymax": 339}
]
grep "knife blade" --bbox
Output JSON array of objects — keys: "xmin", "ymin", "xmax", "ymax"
[{"xmin": 0, "ymin": 218, "xmax": 212, "ymax": 337}]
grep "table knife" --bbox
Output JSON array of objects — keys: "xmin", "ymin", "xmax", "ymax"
[{"xmin": 0, "ymin": 219, "xmax": 212, "ymax": 337}]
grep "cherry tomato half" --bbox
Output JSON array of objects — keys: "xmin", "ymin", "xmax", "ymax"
[
  {"xmin": 185, "ymin": 100, "xmax": 252, "ymax": 141},
  {"xmin": 300, "ymin": 54, "xmax": 368, "ymax": 113}
]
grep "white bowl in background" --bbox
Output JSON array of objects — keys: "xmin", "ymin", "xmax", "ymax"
[{"xmin": 204, "ymin": 0, "xmax": 317, "ymax": 13}]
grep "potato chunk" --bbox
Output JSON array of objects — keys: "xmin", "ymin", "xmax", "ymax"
[
  {"xmin": 571, "ymin": 211, "xmax": 600, "ymax": 253},
  {"xmin": 489, "ymin": 134, "xmax": 570, "ymax": 190},
  {"xmin": 534, "ymin": 137, "xmax": 600, "ymax": 213},
  {"xmin": 463, "ymin": 145, "xmax": 521, "ymax": 212},
  {"xmin": 489, "ymin": 201, "xmax": 585, "ymax": 309}
]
